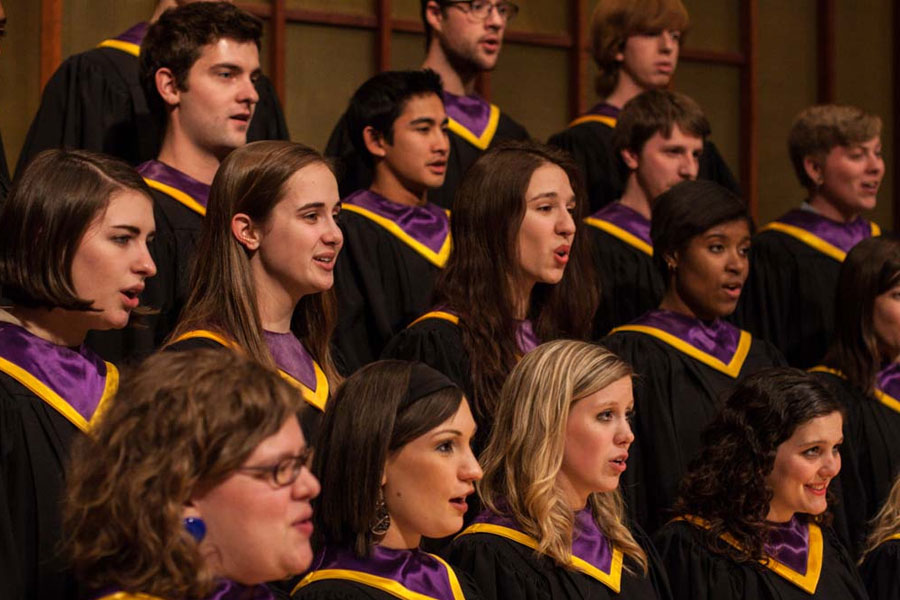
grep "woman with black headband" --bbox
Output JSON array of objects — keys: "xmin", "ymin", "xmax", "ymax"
[{"xmin": 292, "ymin": 361, "xmax": 483, "ymax": 600}]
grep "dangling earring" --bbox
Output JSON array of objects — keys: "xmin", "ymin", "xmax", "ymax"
[
  {"xmin": 183, "ymin": 516, "xmax": 207, "ymax": 542},
  {"xmin": 370, "ymin": 490, "xmax": 391, "ymax": 536}
]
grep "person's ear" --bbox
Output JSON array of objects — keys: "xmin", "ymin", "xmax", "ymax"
[
  {"xmin": 621, "ymin": 147, "xmax": 640, "ymax": 171},
  {"xmin": 363, "ymin": 126, "xmax": 389, "ymax": 159},
  {"xmin": 231, "ymin": 213, "xmax": 261, "ymax": 251},
  {"xmin": 803, "ymin": 155, "xmax": 824, "ymax": 188},
  {"xmin": 155, "ymin": 67, "xmax": 181, "ymax": 108}
]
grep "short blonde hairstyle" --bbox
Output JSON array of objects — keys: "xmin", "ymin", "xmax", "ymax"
[
  {"xmin": 591, "ymin": 0, "xmax": 690, "ymax": 98},
  {"xmin": 479, "ymin": 340, "xmax": 647, "ymax": 573},
  {"xmin": 862, "ymin": 474, "xmax": 900, "ymax": 563},
  {"xmin": 788, "ymin": 104, "xmax": 882, "ymax": 189}
]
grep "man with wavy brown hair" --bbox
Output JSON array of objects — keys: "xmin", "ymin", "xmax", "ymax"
[{"xmin": 549, "ymin": 0, "xmax": 738, "ymax": 212}]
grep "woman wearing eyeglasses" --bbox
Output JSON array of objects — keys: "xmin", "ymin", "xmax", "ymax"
[{"xmin": 63, "ymin": 348, "xmax": 320, "ymax": 600}]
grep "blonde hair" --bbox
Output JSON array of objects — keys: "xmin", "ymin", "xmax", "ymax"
[
  {"xmin": 479, "ymin": 340, "xmax": 648, "ymax": 573},
  {"xmin": 862, "ymin": 475, "xmax": 900, "ymax": 563}
]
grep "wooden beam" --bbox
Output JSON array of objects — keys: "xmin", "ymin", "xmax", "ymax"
[
  {"xmin": 680, "ymin": 48, "xmax": 745, "ymax": 66},
  {"xmin": 376, "ymin": 0, "xmax": 392, "ymax": 72},
  {"xmin": 271, "ymin": 0, "xmax": 287, "ymax": 107},
  {"xmin": 569, "ymin": 0, "xmax": 589, "ymax": 119},
  {"xmin": 40, "ymin": 0, "xmax": 63, "ymax": 91},
  {"xmin": 740, "ymin": 0, "xmax": 759, "ymax": 220},
  {"xmin": 816, "ymin": 0, "xmax": 836, "ymax": 103}
]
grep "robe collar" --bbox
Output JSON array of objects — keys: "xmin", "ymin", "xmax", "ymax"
[
  {"xmin": 263, "ymin": 330, "xmax": 317, "ymax": 392},
  {"xmin": 460, "ymin": 506, "xmax": 623, "ymax": 592},
  {"xmin": 568, "ymin": 102, "xmax": 620, "ymax": 128},
  {"xmin": 763, "ymin": 207, "xmax": 879, "ymax": 261},
  {"xmin": 442, "ymin": 91, "xmax": 500, "ymax": 150},
  {"xmin": 585, "ymin": 201, "xmax": 653, "ymax": 255},
  {"xmin": 343, "ymin": 189, "xmax": 451, "ymax": 267},
  {"xmin": 97, "ymin": 22, "xmax": 147, "ymax": 57},
  {"xmin": 137, "ymin": 160, "xmax": 211, "ymax": 216},
  {"xmin": 877, "ymin": 362, "xmax": 900, "ymax": 401},
  {"xmin": 0, "ymin": 322, "xmax": 117, "ymax": 433},
  {"xmin": 410, "ymin": 310, "xmax": 539, "ymax": 355},
  {"xmin": 295, "ymin": 544, "xmax": 466, "ymax": 600},
  {"xmin": 612, "ymin": 309, "xmax": 751, "ymax": 378}
]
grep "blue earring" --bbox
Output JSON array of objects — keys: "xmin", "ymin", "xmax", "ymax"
[{"xmin": 183, "ymin": 517, "xmax": 206, "ymax": 542}]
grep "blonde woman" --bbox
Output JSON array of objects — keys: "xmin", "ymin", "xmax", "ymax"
[
  {"xmin": 860, "ymin": 475, "xmax": 900, "ymax": 599},
  {"xmin": 449, "ymin": 340, "xmax": 672, "ymax": 599}
]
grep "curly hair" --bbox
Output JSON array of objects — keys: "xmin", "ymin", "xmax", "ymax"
[
  {"xmin": 862, "ymin": 474, "xmax": 900, "ymax": 563},
  {"xmin": 479, "ymin": 340, "xmax": 647, "ymax": 574},
  {"xmin": 673, "ymin": 368, "xmax": 844, "ymax": 564},
  {"xmin": 63, "ymin": 349, "xmax": 303, "ymax": 599},
  {"xmin": 432, "ymin": 141, "xmax": 599, "ymax": 426}
]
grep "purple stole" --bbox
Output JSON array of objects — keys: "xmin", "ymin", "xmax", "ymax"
[
  {"xmin": 169, "ymin": 329, "xmax": 328, "ymax": 411},
  {"xmin": 0, "ymin": 322, "xmax": 117, "ymax": 433},
  {"xmin": 680, "ymin": 515, "xmax": 824, "ymax": 594},
  {"xmin": 568, "ymin": 102, "xmax": 620, "ymax": 129},
  {"xmin": 458, "ymin": 507, "xmax": 624, "ymax": 592},
  {"xmin": 761, "ymin": 208, "xmax": 880, "ymax": 262},
  {"xmin": 611, "ymin": 309, "xmax": 752, "ymax": 378},
  {"xmin": 137, "ymin": 160, "xmax": 211, "ymax": 217},
  {"xmin": 96, "ymin": 22, "xmax": 147, "ymax": 57},
  {"xmin": 294, "ymin": 545, "xmax": 466, "ymax": 600},
  {"xmin": 810, "ymin": 362, "xmax": 900, "ymax": 415},
  {"xmin": 408, "ymin": 311, "xmax": 540, "ymax": 355},
  {"xmin": 585, "ymin": 201, "xmax": 653, "ymax": 256},
  {"xmin": 343, "ymin": 189, "xmax": 451, "ymax": 267},
  {"xmin": 442, "ymin": 91, "xmax": 500, "ymax": 150},
  {"xmin": 93, "ymin": 579, "xmax": 274, "ymax": 600}
]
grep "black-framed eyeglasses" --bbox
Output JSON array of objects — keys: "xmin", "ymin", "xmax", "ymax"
[
  {"xmin": 237, "ymin": 447, "xmax": 313, "ymax": 487},
  {"xmin": 441, "ymin": 0, "xmax": 519, "ymax": 23}
]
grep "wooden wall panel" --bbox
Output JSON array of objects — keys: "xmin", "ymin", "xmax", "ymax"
[
  {"xmin": 835, "ymin": 0, "xmax": 893, "ymax": 230},
  {"xmin": 1, "ymin": 0, "xmax": 43, "ymax": 171},
  {"xmin": 62, "ymin": 0, "xmax": 151, "ymax": 58},
  {"xmin": 683, "ymin": 0, "xmax": 741, "ymax": 53}
]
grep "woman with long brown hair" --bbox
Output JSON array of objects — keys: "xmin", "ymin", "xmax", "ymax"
[
  {"xmin": 450, "ymin": 340, "xmax": 671, "ymax": 599},
  {"xmin": 383, "ymin": 141, "xmax": 598, "ymax": 446},
  {"xmin": 166, "ymin": 140, "xmax": 342, "ymax": 424}
]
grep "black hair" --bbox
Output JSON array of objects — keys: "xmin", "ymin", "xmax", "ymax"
[
  {"xmin": 345, "ymin": 69, "xmax": 444, "ymax": 167},
  {"xmin": 650, "ymin": 180, "xmax": 752, "ymax": 282}
]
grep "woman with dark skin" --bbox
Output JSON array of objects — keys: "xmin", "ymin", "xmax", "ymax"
[
  {"xmin": 656, "ymin": 369, "xmax": 867, "ymax": 599},
  {"xmin": 602, "ymin": 180, "xmax": 784, "ymax": 535}
]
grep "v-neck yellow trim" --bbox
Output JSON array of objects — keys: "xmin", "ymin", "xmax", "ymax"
[
  {"xmin": 97, "ymin": 39, "xmax": 141, "ymax": 57},
  {"xmin": 761, "ymin": 221, "xmax": 881, "ymax": 263},
  {"xmin": 447, "ymin": 104, "xmax": 500, "ymax": 150},
  {"xmin": 809, "ymin": 365, "xmax": 900, "ymax": 414},
  {"xmin": 568, "ymin": 114, "xmax": 617, "ymax": 129},
  {"xmin": 343, "ymin": 204, "xmax": 451, "ymax": 268},
  {"xmin": 144, "ymin": 177, "xmax": 206, "ymax": 216},
  {"xmin": 584, "ymin": 216, "xmax": 653, "ymax": 256}
]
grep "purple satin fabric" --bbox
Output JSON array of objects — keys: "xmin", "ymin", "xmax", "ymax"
[
  {"xmin": 263, "ymin": 331, "xmax": 317, "ymax": 391},
  {"xmin": 590, "ymin": 202, "xmax": 652, "ymax": 245},
  {"xmin": 345, "ymin": 189, "xmax": 449, "ymax": 254},
  {"xmin": 877, "ymin": 362, "xmax": 900, "ymax": 399},
  {"xmin": 584, "ymin": 102, "xmax": 621, "ymax": 121},
  {"xmin": 0, "ymin": 323, "xmax": 108, "ymax": 422},
  {"xmin": 442, "ymin": 91, "xmax": 491, "ymax": 137},
  {"xmin": 631, "ymin": 309, "xmax": 742, "ymax": 365},
  {"xmin": 764, "ymin": 516, "xmax": 809, "ymax": 575},
  {"xmin": 311, "ymin": 544, "xmax": 459, "ymax": 600},
  {"xmin": 776, "ymin": 208, "xmax": 875, "ymax": 254},
  {"xmin": 137, "ymin": 160, "xmax": 211, "ymax": 210},
  {"xmin": 472, "ymin": 506, "xmax": 614, "ymax": 574},
  {"xmin": 516, "ymin": 320, "xmax": 540, "ymax": 355},
  {"xmin": 114, "ymin": 22, "xmax": 148, "ymax": 46}
]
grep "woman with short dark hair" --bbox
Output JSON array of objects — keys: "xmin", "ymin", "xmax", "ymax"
[
  {"xmin": 603, "ymin": 180, "xmax": 784, "ymax": 534},
  {"xmin": 383, "ymin": 141, "xmax": 598, "ymax": 446},
  {"xmin": 656, "ymin": 368, "xmax": 867, "ymax": 599},
  {"xmin": 0, "ymin": 149, "xmax": 156, "ymax": 600},
  {"xmin": 292, "ymin": 360, "xmax": 482, "ymax": 600}
]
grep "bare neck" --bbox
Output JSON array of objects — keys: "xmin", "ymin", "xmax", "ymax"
[
  {"xmin": 422, "ymin": 43, "xmax": 477, "ymax": 96},
  {"xmin": 619, "ymin": 176, "xmax": 652, "ymax": 220},
  {"xmin": 157, "ymin": 126, "xmax": 220, "ymax": 185},
  {"xmin": 370, "ymin": 167, "xmax": 428, "ymax": 208},
  {"xmin": 5, "ymin": 306, "xmax": 89, "ymax": 347},
  {"xmin": 807, "ymin": 194, "xmax": 860, "ymax": 224},
  {"xmin": 603, "ymin": 75, "xmax": 647, "ymax": 110}
]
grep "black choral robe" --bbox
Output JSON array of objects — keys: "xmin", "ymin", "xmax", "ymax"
[
  {"xmin": 547, "ymin": 103, "xmax": 740, "ymax": 213},
  {"xmin": 810, "ymin": 366, "xmax": 900, "ymax": 546},
  {"xmin": 654, "ymin": 517, "xmax": 867, "ymax": 600},
  {"xmin": 602, "ymin": 310, "xmax": 785, "ymax": 534},
  {"xmin": 326, "ymin": 91, "xmax": 529, "ymax": 210},
  {"xmin": 860, "ymin": 537, "xmax": 900, "ymax": 600},
  {"xmin": 585, "ymin": 202, "xmax": 663, "ymax": 337},
  {"xmin": 333, "ymin": 190, "xmax": 450, "ymax": 373},
  {"xmin": 0, "ymin": 320, "xmax": 118, "ymax": 600},
  {"xmin": 448, "ymin": 507, "xmax": 672, "ymax": 600},
  {"xmin": 16, "ymin": 22, "xmax": 288, "ymax": 174},
  {"xmin": 733, "ymin": 207, "xmax": 880, "ymax": 369},
  {"xmin": 0, "ymin": 128, "xmax": 10, "ymax": 202}
]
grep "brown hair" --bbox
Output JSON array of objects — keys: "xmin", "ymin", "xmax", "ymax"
[
  {"xmin": 862, "ymin": 474, "xmax": 900, "ymax": 563},
  {"xmin": 824, "ymin": 236, "xmax": 900, "ymax": 394},
  {"xmin": 0, "ymin": 149, "xmax": 152, "ymax": 310},
  {"xmin": 169, "ymin": 140, "xmax": 341, "ymax": 386},
  {"xmin": 613, "ymin": 89, "xmax": 710, "ymax": 157},
  {"xmin": 432, "ymin": 141, "xmax": 599, "ymax": 426},
  {"xmin": 63, "ymin": 348, "xmax": 302, "ymax": 599},
  {"xmin": 479, "ymin": 340, "xmax": 647, "ymax": 573},
  {"xmin": 788, "ymin": 104, "xmax": 882, "ymax": 189},
  {"xmin": 591, "ymin": 0, "xmax": 689, "ymax": 98}
]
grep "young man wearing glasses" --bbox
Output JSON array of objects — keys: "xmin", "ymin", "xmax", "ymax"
[{"xmin": 326, "ymin": 0, "xmax": 529, "ymax": 209}]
